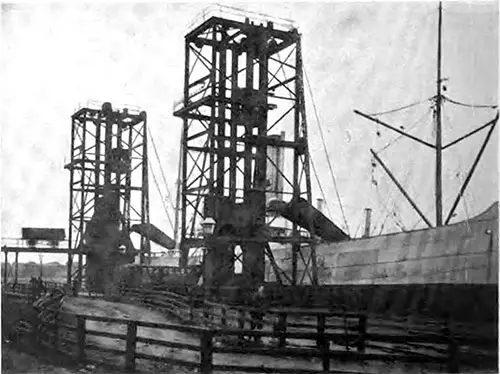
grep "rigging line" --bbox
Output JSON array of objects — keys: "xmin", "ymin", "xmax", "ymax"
[
  {"xmin": 443, "ymin": 95, "xmax": 498, "ymax": 109},
  {"xmin": 441, "ymin": 107, "xmax": 473, "ymax": 227},
  {"xmin": 304, "ymin": 67, "xmax": 350, "ymax": 235},
  {"xmin": 148, "ymin": 126, "xmax": 176, "ymax": 213},
  {"xmin": 372, "ymin": 138, "xmax": 414, "ymax": 233},
  {"xmin": 375, "ymin": 183, "xmax": 396, "ymax": 235},
  {"xmin": 389, "ymin": 150, "xmax": 417, "ymax": 232},
  {"xmin": 372, "ymin": 166, "xmax": 394, "ymax": 232},
  {"xmin": 148, "ymin": 161, "xmax": 175, "ymax": 233},
  {"xmin": 310, "ymin": 154, "xmax": 334, "ymax": 221},
  {"xmin": 378, "ymin": 107, "xmax": 433, "ymax": 154},
  {"xmin": 366, "ymin": 97, "xmax": 434, "ymax": 117}
]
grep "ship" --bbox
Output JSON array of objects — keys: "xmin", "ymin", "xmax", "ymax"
[{"xmin": 263, "ymin": 1, "xmax": 498, "ymax": 326}]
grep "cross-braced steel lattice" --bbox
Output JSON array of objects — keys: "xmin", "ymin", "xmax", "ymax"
[
  {"xmin": 174, "ymin": 10, "xmax": 318, "ymax": 286},
  {"xmin": 65, "ymin": 102, "xmax": 150, "ymax": 285}
]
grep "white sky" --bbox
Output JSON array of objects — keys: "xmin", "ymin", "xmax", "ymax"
[{"xmin": 1, "ymin": 1, "xmax": 498, "ymax": 264}]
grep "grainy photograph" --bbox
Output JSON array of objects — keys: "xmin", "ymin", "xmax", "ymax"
[{"xmin": 1, "ymin": 1, "xmax": 498, "ymax": 374}]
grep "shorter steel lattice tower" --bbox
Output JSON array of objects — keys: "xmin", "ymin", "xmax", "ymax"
[{"xmin": 65, "ymin": 102, "xmax": 150, "ymax": 286}]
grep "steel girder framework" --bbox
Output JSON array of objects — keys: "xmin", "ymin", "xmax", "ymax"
[
  {"xmin": 174, "ymin": 15, "xmax": 318, "ymax": 285},
  {"xmin": 65, "ymin": 103, "xmax": 150, "ymax": 285}
]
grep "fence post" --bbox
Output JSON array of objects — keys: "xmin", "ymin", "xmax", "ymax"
[
  {"xmin": 317, "ymin": 328, "xmax": 330, "ymax": 371},
  {"xmin": 357, "ymin": 314, "xmax": 366, "ymax": 353},
  {"xmin": 278, "ymin": 312, "xmax": 287, "ymax": 348},
  {"xmin": 189, "ymin": 294, "xmax": 194, "ymax": 321},
  {"xmin": 238, "ymin": 309, "xmax": 245, "ymax": 342},
  {"xmin": 200, "ymin": 329, "xmax": 214, "ymax": 374},
  {"xmin": 125, "ymin": 321, "xmax": 137, "ymax": 372},
  {"xmin": 221, "ymin": 306, "xmax": 227, "ymax": 326},
  {"xmin": 203, "ymin": 304, "xmax": 210, "ymax": 321},
  {"xmin": 76, "ymin": 316, "xmax": 86, "ymax": 363},
  {"xmin": 316, "ymin": 314, "xmax": 325, "ymax": 348},
  {"xmin": 445, "ymin": 324, "xmax": 459, "ymax": 373}
]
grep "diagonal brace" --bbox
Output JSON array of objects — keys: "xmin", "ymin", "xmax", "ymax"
[
  {"xmin": 445, "ymin": 117, "xmax": 498, "ymax": 224},
  {"xmin": 371, "ymin": 149, "xmax": 433, "ymax": 228}
]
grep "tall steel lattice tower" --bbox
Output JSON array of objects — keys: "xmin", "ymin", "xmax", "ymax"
[
  {"xmin": 65, "ymin": 102, "xmax": 150, "ymax": 287},
  {"xmin": 174, "ymin": 9, "xmax": 318, "ymax": 287}
]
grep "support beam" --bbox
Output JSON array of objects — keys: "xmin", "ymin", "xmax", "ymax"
[
  {"xmin": 445, "ymin": 118, "xmax": 497, "ymax": 224},
  {"xmin": 371, "ymin": 149, "xmax": 433, "ymax": 228},
  {"xmin": 442, "ymin": 114, "xmax": 498, "ymax": 150}
]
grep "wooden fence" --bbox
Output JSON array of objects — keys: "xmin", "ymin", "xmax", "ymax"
[{"xmin": 3, "ymin": 281, "xmax": 497, "ymax": 373}]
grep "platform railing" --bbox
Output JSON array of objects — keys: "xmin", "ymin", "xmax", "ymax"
[{"xmin": 187, "ymin": 4, "xmax": 297, "ymax": 33}]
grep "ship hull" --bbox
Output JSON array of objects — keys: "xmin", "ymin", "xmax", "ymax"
[{"xmin": 267, "ymin": 202, "xmax": 498, "ymax": 323}]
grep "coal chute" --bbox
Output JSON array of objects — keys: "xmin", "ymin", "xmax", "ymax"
[
  {"xmin": 130, "ymin": 223, "xmax": 176, "ymax": 250},
  {"xmin": 267, "ymin": 197, "xmax": 350, "ymax": 242}
]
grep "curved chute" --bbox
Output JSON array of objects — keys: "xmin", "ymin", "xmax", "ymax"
[
  {"xmin": 267, "ymin": 197, "xmax": 350, "ymax": 242},
  {"xmin": 130, "ymin": 223, "xmax": 176, "ymax": 250}
]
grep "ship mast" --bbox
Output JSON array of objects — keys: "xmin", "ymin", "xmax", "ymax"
[
  {"xmin": 354, "ymin": 0, "xmax": 498, "ymax": 230},
  {"xmin": 435, "ymin": 1, "xmax": 443, "ymax": 226}
]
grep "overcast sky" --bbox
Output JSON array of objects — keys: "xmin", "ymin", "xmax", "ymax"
[{"xmin": 1, "ymin": 1, "xmax": 498, "ymax": 263}]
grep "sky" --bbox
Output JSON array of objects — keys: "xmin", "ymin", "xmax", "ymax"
[{"xmin": 1, "ymin": 1, "xmax": 498, "ymax": 264}]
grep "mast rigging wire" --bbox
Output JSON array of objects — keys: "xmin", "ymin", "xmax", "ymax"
[
  {"xmin": 148, "ymin": 126, "xmax": 176, "ymax": 213},
  {"xmin": 304, "ymin": 67, "xmax": 350, "ymax": 235},
  {"xmin": 443, "ymin": 95, "xmax": 498, "ymax": 109},
  {"xmin": 377, "ymin": 107, "xmax": 433, "ymax": 154},
  {"xmin": 148, "ymin": 161, "xmax": 175, "ymax": 234},
  {"xmin": 310, "ymin": 155, "xmax": 334, "ymax": 221},
  {"xmin": 366, "ymin": 97, "xmax": 434, "ymax": 117}
]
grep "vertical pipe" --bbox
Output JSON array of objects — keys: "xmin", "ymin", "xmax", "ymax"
[
  {"xmin": 104, "ymin": 105, "xmax": 113, "ymax": 188},
  {"xmin": 14, "ymin": 251, "xmax": 18, "ymax": 284},
  {"xmin": 291, "ymin": 39, "xmax": 300, "ymax": 285},
  {"xmin": 435, "ymin": 1, "xmax": 443, "ymax": 227},
  {"xmin": 141, "ymin": 113, "xmax": 149, "ymax": 264},
  {"xmin": 229, "ymin": 49, "xmax": 238, "ymax": 201},
  {"xmin": 67, "ymin": 115, "xmax": 76, "ymax": 284},
  {"xmin": 117, "ymin": 110, "xmax": 124, "ymax": 231},
  {"xmin": 363, "ymin": 208, "xmax": 372, "ymax": 238},
  {"xmin": 244, "ymin": 32, "xmax": 255, "ymax": 198},
  {"xmin": 256, "ymin": 30, "xmax": 268, "ymax": 189},
  {"xmin": 78, "ymin": 112, "xmax": 87, "ymax": 285},
  {"xmin": 180, "ymin": 38, "xmax": 190, "ymax": 269},
  {"xmin": 173, "ymin": 126, "xmax": 183, "ymax": 246},
  {"xmin": 95, "ymin": 116, "xmax": 101, "ymax": 209},
  {"xmin": 209, "ymin": 26, "xmax": 217, "ymax": 193},
  {"xmin": 216, "ymin": 32, "xmax": 227, "ymax": 196},
  {"xmin": 126, "ymin": 113, "xmax": 133, "ymax": 235}
]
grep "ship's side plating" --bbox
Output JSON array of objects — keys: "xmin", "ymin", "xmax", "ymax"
[{"xmin": 266, "ymin": 202, "xmax": 498, "ymax": 323}]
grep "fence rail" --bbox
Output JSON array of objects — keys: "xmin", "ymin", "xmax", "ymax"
[{"xmin": 3, "ymin": 281, "xmax": 497, "ymax": 373}]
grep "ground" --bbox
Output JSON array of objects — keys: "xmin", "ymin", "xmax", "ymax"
[
  {"xmin": 3, "ymin": 294, "xmax": 496, "ymax": 374},
  {"xmin": 2, "ymin": 342, "xmax": 100, "ymax": 374}
]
